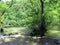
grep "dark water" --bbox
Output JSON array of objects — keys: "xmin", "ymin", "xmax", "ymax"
[{"xmin": 0, "ymin": 35, "xmax": 60, "ymax": 45}]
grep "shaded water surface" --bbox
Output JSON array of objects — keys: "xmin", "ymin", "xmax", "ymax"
[{"xmin": 0, "ymin": 35, "xmax": 60, "ymax": 45}]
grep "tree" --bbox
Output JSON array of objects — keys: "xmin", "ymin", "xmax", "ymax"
[
  {"xmin": 0, "ymin": 2, "xmax": 8, "ymax": 34},
  {"xmin": 40, "ymin": 0, "xmax": 46, "ymax": 37}
]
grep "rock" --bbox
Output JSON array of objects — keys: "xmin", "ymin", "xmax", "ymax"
[{"xmin": 54, "ymin": 39, "xmax": 60, "ymax": 44}]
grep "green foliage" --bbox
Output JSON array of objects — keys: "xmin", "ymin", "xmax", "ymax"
[
  {"xmin": 44, "ymin": 0, "xmax": 60, "ymax": 38},
  {"xmin": 0, "ymin": 2, "xmax": 8, "ymax": 13},
  {"xmin": 0, "ymin": 0, "xmax": 60, "ymax": 37},
  {"xmin": 0, "ymin": 2, "xmax": 8, "ymax": 28},
  {"xmin": 44, "ymin": 0, "xmax": 60, "ymax": 30},
  {"xmin": 3, "ymin": 0, "xmax": 41, "ymax": 27}
]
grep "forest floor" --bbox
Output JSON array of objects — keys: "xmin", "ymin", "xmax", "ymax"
[
  {"xmin": 0, "ymin": 35, "xmax": 40, "ymax": 45},
  {"xmin": 0, "ymin": 27, "xmax": 60, "ymax": 45},
  {"xmin": 0, "ymin": 35, "xmax": 59, "ymax": 45}
]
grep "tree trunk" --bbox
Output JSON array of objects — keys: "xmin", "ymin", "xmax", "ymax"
[{"xmin": 40, "ymin": 0, "xmax": 46, "ymax": 37}]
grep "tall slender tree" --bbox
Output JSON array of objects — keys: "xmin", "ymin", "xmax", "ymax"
[
  {"xmin": 40, "ymin": 0, "xmax": 46, "ymax": 37},
  {"xmin": 0, "ymin": 0, "xmax": 13, "ymax": 34}
]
